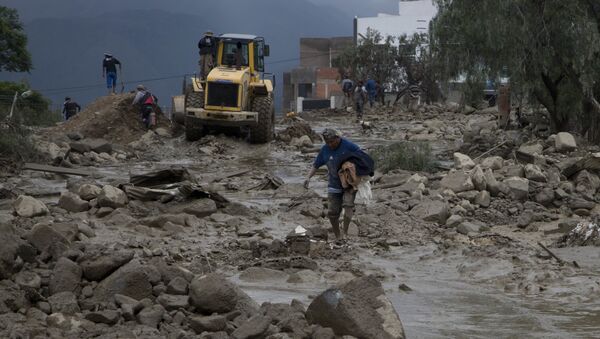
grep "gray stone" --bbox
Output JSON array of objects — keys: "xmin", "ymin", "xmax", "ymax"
[
  {"xmin": 166, "ymin": 276, "xmax": 189, "ymax": 295},
  {"xmin": 80, "ymin": 249, "xmax": 134, "ymax": 281},
  {"xmin": 440, "ymin": 170, "xmax": 474, "ymax": 193},
  {"xmin": 93, "ymin": 260, "xmax": 156, "ymax": 301},
  {"xmin": 182, "ymin": 199, "xmax": 218, "ymax": 217},
  {"xmin": 312, "ymin": 327, "xmax": 336, "ymax": 339},
  {"xmin": 156, "ymin": 294, "xmax": 189, "ymax": 311},
  {"xmin": 97, "ymin": 185, "xmax": 128, "ymax": 209},
  {"xmin": 470, "ymin": 165, "xmax": 487, "ymax": 191},
  {"xmin": 137, "ymin": 304, "xmax": 165, "ymax": 328},
  {"xmin": 574, "ymin": 170, "xmax": 600, "ymax": 196},
  {"xmin": 232, "ymin": 314, "xmax": 272, "ymax": 339},
  {"xmin": 14, "ymin": 271, "xmax": 42, "ymax": 289},
  {"xmin": 517, "ymin": 212, "xmax": 533, "ymax": 228},
  {"xmin": 84, "ymin": 310, "xmax": 120, "ymax": 325},
  {"xmin": 77, "ymin": 184, "xmax": 102, "ymax": 201},
  {"xmin": 474, "ymin": 191, "xmax": 491, "ymax": 208},
  {"xmin": 69, "ymin": 142, "xmax": 91, "ymax": 154},
  {"xmin": 555, "ymin": 132, "xmax": 577, "ymax": 152},
  {"xmin": 77, "ymin": 223, "xmax": 96, "ymax": 238},
  {"xmin": 48, "ymin": 291, "xmax": 80, "ymax": 315},
  {"xmin": 306, "ymin": 275, "xmax": 405, "ymax": 339},
  {"xmin": 58, "ymin": 191, "xmax": 90, "ymax": 212},
  {"xmin": 239, "ymin": 267, "xmax": 289, "ymax": 283},
  {"xmin": 480, "ymin": 156, "xmax": 503, "ymax": 170},
  {"xmin": 518, "ymin": 142, "xmax": 543, "ymax": 156},
  {"xmin": 568, "ymin": 199, "xmax": 595, "ymax": 210},
  {"xmin": 483, "ymin": 169, "xmax": 501, "ymax": 197},
  {"xmin": 189, "ymin": 314, "xmax": 227, "ymax": 333},
  {"xmin": 456, "ymin": 221, "xmax": 482, "ymax": 235},
  {"xmin": 83, "ymin": 138, "xmax": 113, "ymax": 154},
  {"xmin": 188, "ymin": 273, "xmax": 259, "ymax": 315},
  {"xmin": 0, "ymin": 224, "xmax": 30, "ymax": 279},
  {"xmin": 524, "ymin": 164, "xmax": 547, "ymax": 182},
  {"xmin": 535, "ymin": 188, "xmax": 555, "ymax": 207},
  {"xmin": 453, "ymin": 152, "xmax": 475, "ymax": 170},
  {"xmin": 445, "ymin": 214, "xmax": 463, "ymax": 228},
  {"xmin": 504, "ymin": 165, "xmax": 525, "ymax": 178},
  {"xmin": 397, "ymin": 174, "xmax": 428, "ymax": 193},
  {"xmin": 13, "ymin": 195, "xmax": 49, "ymax": 218},
  {"xmin": 503, "ymin": 177, "xmax": 529, "ymax": 201},
  {"xmin": 49, "ymin": 257, "xmax": 82, "ymax": 295},
  {"xmin": 27, "ymin": 224, "xmax": 70, "ymax": 259},
  {"xmin": 409, "ymin": 200, "xmax": 449, "ymax": 224}
]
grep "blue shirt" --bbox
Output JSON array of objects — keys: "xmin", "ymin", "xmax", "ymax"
[
  {"xmin": 313, "ymin": 138, "xmax": 361, "ymax": 193},
  {"xmin": 366, "ymin": 79, "xmax": 377, "ymax": 94}
]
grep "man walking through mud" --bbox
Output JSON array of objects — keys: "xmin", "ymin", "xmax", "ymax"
[{"xmin": 304, "ymin": 129, "xmax": 366, "ymax": 242}]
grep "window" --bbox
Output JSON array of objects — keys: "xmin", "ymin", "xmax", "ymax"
[
  {"xmin": 222, "ymin": 41, "xmax": 249, "ymax": 66},
  {"xmin": 254, "ymin": 40, "xmax": 265, "ymax": 72}
]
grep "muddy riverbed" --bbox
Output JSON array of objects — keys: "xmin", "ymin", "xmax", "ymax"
[{"xmin": 3, "ymin": 105, "xmax": 600, "ymax": 338}]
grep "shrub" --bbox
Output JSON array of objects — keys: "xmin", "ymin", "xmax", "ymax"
[
  {"xmin": 0, "ymin": 123, "xmax": 40, "ymax": 169},
  {"xmin": 369, "ymin": 142, "xmax": 436, "ymax": 173}
]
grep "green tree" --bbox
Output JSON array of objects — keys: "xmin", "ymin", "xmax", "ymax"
[
  {"xmin": 0, "ymin": 6, "xmax": 32, "ymax": 72},
  {"xmin": 431, "ymin": 0, "xmax": 600, "ymax": 141}
]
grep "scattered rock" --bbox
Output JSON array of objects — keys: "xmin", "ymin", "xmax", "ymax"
[
  {"xmin": 97, "ymin": 185, "xmax": 128, "ymax": 209},
  {"xmin": 14, "ymin": 271, "xmax": 42, "ymax": 289},
  {"xmin": 453, "ymin": 152, "xmax": 475, "ymax": 170},
  {"xmin": 503, "ymin": 177, "xmax": 529, "ymax": 201},
  {"xmin": 555, "ymin": 132, "xmax": 577, "ymax": 152},
  {"xmin": 85, "ymin": 310, "xmax": 120, "ymax": 325},
  {"xmin": 188, "ymin": 273, "xmax": 259, "ymax": 315},
  {"xmin": 182, "ymin": 199, "xmax": 218, "ymax": 217},
  {"xmin": 156, "ymin": 294, "xmax": 189, "ymax": 311},
  {"xmin": 78, "ymin": 184, "xmax": 102, "ymax": 201},
  {"xmin": 239, "ymin": 267, "xmax": 289, "ymax": 282},
  {"xmin": 80, "ymin": 249, "xmax": 134, "ymax": 281},
  {"xmin": 409, "ymin": 200, "xmax": 449, "ymax": 224},
  {"xmin": 456, "ymin": 221, "xmax": 484, "ymax": 235},
  {"xmin": 58, "ymin": 191, "xmax": 90, "ymax": 212},
  {"xmin": 232, "ymin": 314, "xmax": 272, "ymax": 339},
  {"xmin": 189, "ymin": 314, "xmax": 227, "ymax": 333},
  {"xmin": 13, "ymin": 195, "xmax": 49, "ymax": 218},
  {"xmin": 166, "ymin": 276, "xmax": 189, "ymax": 295},
  {"xmin": 48, "ymin": 291, "xmax": 80, "ymax": 315},
  {"xmin": 518, "ymin": 142, "xmax": 543, "ymax": 156},
  {"xmin": 49, "ymin": 257, "xmax": 82, "ymax": 295},
  {"xmin": 524, "ymin": 164, "xmax": 547, "ymax": 182},
  {"xmin": 27, "ymin": 224, "xmax": 70, "ymax": 259},
  {"xmin": 470, "ymin": 165, "xmax": 487, "ymax": 191},
  {"xmin": 306, "ymin": 275, "xmax": 405, "ymax": 339},
  {"xmin": 480, "ymin": 156, "xmax": 503, "ymax": 170},
  {"xmin": 137, "ymin": 304, "xmax": 165, "ymax": 328},
  {"xmin": 445, "ymin": 214, "xmax": 463, "ymax": 228},
  {"xmin": 93, "ymin": 260, "xmax": 156, "ymax": 301},
  {"xmin": 474, "ymin": 191, "xmax": 491, "ymax": 208},
  {"xmin": 440, "ymin": 170, "xmax": 475, "ymax": 193}
]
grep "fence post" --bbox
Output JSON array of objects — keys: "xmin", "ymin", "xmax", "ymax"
[{"xmin": 8, "ymin": 91, "xmax": 18, "ymax": 120}]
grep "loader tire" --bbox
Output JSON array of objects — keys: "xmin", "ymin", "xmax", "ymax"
[
  {"xmin": 185, "ymin": 116, "xmax": 205, "ymax": 141},
  {"xmin": 249, "ymin": 96, "xmax": 274, "ymax": 144},
  {"xmin": 185, "ymin": 91, "xmax": 204, "ymax": 109}
]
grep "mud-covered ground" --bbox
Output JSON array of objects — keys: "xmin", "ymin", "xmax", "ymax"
[{"xmin": 2, "ymin": 97, "xmax": 600, "ymax": 338}]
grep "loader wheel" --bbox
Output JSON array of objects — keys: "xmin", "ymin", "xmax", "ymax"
[
  {"xmin": 185, "ymin": 91, "xmax": 204, "ymax": 109},
  {"xmin": 249, "ymin": 96, "xmax": 274, "ymax": 144},
  {"xmin": 185, "ymin": 116, "xmax": 205, "ymax": 141}
]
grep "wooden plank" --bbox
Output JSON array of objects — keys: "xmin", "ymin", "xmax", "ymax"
[{"xmin": 22, "ymin": 163, "xmax": 93, "ymax": 177}]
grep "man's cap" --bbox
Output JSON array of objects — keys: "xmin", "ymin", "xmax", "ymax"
[
  {"xmin": 205, "ymin": 30, "xmax": 214, "ymax": 35},
  {"xmin": 321, "ymin": 128, "xmax": 341, "ymax": 141},
  {"xmin": 136, "ymin": 84, "xmax": 145, "ymax": 90},
  {"xmin": 64, "ymin": 97, "xmax": 71, "ymax": 101}
]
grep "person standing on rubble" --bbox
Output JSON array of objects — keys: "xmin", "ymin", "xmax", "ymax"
[
  {"xmin": 353, "ymin": 80, "xmax": 367, "ymax": 119},
  {"xmin": 102, "ymin": 52, "xmax": 122, "ymax": 95},
  {"xmin": 303, "ymin": 129, "xmax": 374, "ymax": 242},
  {"xmin": 62, "ymin": 97, "xmax": 81, "ymax": 121},
  {"xmin": 365, "ymin": 78, "xmax": 377, "ymax": 108},
  {"xmin": 198, "ymin": 30, "xmax": 216, "ymax": 80}
]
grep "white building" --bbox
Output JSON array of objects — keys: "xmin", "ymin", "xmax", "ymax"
[{"xmin": 354, "ymin": 0, "xmax": 438, "ymax": 43}]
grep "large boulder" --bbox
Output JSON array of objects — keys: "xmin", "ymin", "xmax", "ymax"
[
  {"xmin": 27, "ymin": 224, "xmax": 71, "ymax": 259},
  {"xmin": 80, "ymin": 249, "xmax": 134, "ymax": 281},
  {"xmin": 440, "ymin": 170, "xmax": 475, "ymax": 193},
  {"xmin": 0, "ymin": 224, "xmax": 31, "ymax": 279},
  {"xmin": 453, "ymin": 152, "xmax": 475, "ymax": 170},
  {"xmin": 97, "ymin": 185, "xmax": 128, "ymax": 209},
  {"xmin": 58, "ymin": 191, "xmax": 90, "ymax": 213},
  {"xmin": 409, "ymin": 200, "xmax": 449, "ymax": 224},
  {"xmin": 555, "ymin": 132, "xmax": 577, "ymax": 152},
  {"xmin": 306, "ymin": 275, "xmax": 405, "ymax": 339},
  {"xmin": 12, "ymin": 195, "xmax": 49, "ymax": 218},
  {"xmin": 188, "ymin": 273, "xmax": 259, "ymax": 315},
  {"xmin": 93, "ymin": 260, "xmax": 158, "ymax": 301},
  {"xmin": 503, "ymin": 177, "xmax": 529, "ymax": 201},
  {"xmin": 49, "ymin": 257, "xmax": 82, "ymax": 295}
]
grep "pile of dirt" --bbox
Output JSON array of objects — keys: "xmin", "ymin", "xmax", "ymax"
[
  {"xmin": 55, "ymin": 94, "xmax": 169, "ymax": 144},
  {"xmin": 276, "ymin": 120, "xmax": 320, "ymax": 143}
]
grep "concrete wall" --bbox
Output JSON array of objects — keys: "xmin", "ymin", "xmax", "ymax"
[{"xmin": 299, "ymin": 37, "xmax": 353, "ymax": 68}]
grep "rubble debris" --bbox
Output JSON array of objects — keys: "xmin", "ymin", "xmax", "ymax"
[
  {"xmin": 22, "ymin": 163, "xmax": 93, "ymax": 177},
  {"xmin": 130, "ymin": 168, "xmax": 195, "ymax": 187}
]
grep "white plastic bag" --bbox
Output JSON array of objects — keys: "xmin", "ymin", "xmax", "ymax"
[{"xmin": 356, "ymin": 176, "xmax": 373, "ymax": 206}]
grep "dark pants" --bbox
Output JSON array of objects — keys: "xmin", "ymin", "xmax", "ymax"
[
  {"xmin": 327, "ymin": 190, "xmax": 356, "ymax": 220},
  {"xmin": 141, "ymin": 104, "xmax": 154, "ymax": 128}
]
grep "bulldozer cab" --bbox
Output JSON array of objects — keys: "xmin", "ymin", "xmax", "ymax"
[{"xmin": 217, "ymin": 34, "xmax": 269, "ymax": 76}]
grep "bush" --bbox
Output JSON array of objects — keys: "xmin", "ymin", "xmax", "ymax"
[
  {"xmin": 369, "ymin": 142, "xmax": 436, "ymax": 173},
  {"xmin": 0, "ymin": 123, "xmax": 40, "ymax": 169},
  {"xmin": 0, "ymin": 81, "xmax": 60, "ymax": 126}
]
